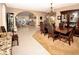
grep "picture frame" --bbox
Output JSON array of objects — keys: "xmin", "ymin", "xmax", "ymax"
[
  {"xmin": 40, "ymin": 16, "xmax": 42, "ymax": 20},
  {"xmin": 34, "ymin": 16, "xmax": 36, "ymax": 19},
  {"xmin": 57, "ymin": 16, "xmax": 61, "ymax": 20}
]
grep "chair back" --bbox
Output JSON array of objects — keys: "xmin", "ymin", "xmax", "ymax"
[
  {"xmin": 1, "ymin": 26, "xmax": 6, "ymax": 32},
  {"xmin": 59, "ymin": 22, "xmax": 64, "ymax": 30},
  {"xmin": 40, "ymin": 22, "xmax": 45, "ymax": 32},
  {"xmin": 47, "ymin": 24, "xmax": 54, "ymax": 34},
  {"xmin": 52, "ymin": 23, "xmax": 56, "ymax": 29}
]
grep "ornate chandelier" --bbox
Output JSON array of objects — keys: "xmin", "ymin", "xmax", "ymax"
[{"xmin": 47, "ymin": 2, "xmax": 56, "ymax": 16}]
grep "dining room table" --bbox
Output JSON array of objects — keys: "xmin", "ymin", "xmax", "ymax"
[{"xmin": 55, "ymin": 27, "xmax": 73, "ymax": 35}]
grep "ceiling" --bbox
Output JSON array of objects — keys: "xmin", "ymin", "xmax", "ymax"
[{"xmin": 2, "ymin": 0, "xmax": 79, "ymax": 12}]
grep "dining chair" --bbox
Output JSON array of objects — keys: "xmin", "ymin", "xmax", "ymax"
[
  {"xmin": 59, "ymin": 22, "xmax": 64, "ymax": 30},
  {"xmin": 59, "ymin": 27, "xmax": 75, "ymax": 45},
  {"xmin": 12, "ymin": 31, "xmax": 19, "ymax": 46},
  {"xmin": 1, "ymin": 26, "xmax": 6, "ymax": 32},
  {"xmin": 39, "ymin": 22, "xmax": 46, "ymax": 35},
  {"xmin": 47, "ymin": 24, "xmax": 58, "ymax": 41}
]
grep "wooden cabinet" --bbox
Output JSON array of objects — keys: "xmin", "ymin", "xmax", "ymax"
[
  {"xmin": 60, "ymin": 9, "xmax": 79, "ymax": 36},
  {"xmin": 77, "ymin": 19, "xmax": 79, "ymax": 28},
  {"xmin": 6, "ymin": 13, "xmax": 14, "ymax": 32}
]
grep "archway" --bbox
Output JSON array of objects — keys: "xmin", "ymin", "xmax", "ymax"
[{"xmin": 15, "ymin": 11, "xmax": 36, "ymax": 28}]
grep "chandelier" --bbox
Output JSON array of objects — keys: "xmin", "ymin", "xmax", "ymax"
[{"xmin": 47, "ymin": 2, "xmax": 56, "ymax": 16}]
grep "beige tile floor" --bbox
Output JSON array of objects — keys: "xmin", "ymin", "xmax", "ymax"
[{"xmin": 12, "ymin": 26, "xmax": 49, "ymax": 55}]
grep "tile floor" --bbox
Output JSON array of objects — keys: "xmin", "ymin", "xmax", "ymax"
[{"xmin": 12, "ymin": 26, "xmax": 49, "ymax": 55}]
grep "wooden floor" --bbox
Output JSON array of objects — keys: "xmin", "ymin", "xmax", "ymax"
[{"xmin": 33, "ymin": 31, "xmax": 79, "ymax": 55}]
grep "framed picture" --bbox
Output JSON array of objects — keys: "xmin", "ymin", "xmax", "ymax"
[
  {"xmin": 57, "ymin": 16, "xmax": 61, "ymax": 20},
  {"xmin": 40, "ymin": 16, "xmax": 42, "ymax": 20},
  {"xmin": 34, "ymin": 16, "xmax": 36, "ymax": 19}
]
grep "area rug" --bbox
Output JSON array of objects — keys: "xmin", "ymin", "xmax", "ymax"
[{"xmin": 33, "ymin": 30, "xmax": 79, "ymax": 55}]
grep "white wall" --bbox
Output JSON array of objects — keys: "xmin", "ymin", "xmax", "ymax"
[
  {"xmin": 0, "ymin": 4, "xmax": 2, "ymax": 26},
  {"xmin": 0, "ymin": 3, "xmax": 7, "ymax": 30},
  {"xmin": 2, "ymin": 4, "xmax": 7, "ymax": 31}
]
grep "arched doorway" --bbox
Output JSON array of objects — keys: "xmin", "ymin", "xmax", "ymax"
[{"xmin": 15, "ymin": 11, "xmax": 36, "ymax": 28}]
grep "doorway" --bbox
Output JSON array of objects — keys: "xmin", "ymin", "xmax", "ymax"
[{"xmin": 15, "ymin": 11, "xmax": 36, "ymax": 28}]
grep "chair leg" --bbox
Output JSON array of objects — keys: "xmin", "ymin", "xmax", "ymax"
[
  {"xmin": 12, "ymin": 41, "xmax": 13, "ymax": 46},
  {"xmin": 16, "ymin": 38, "xmax": 19, "ymax": 46},
  {"xmin": 48, "ymin": 36, "xmax": 49, "ymax": 38},
  {"xmin": 59, "ymin": 36, "xmax": 61, "ymax": 41},
  {"xmin": 72, "ymin": 37, "xmax": 74, "ymax": 43},
  {"xmin": 41, "ymin": 31, "xmax": 42, "ymax": 34},
  {"xmin": 10, "ymin": 48, "xmax": 12, "ymax": 55},
  {"xmin": 53, "ymin": 39, "xmax": 55, "ymax": 42},
  {"xmin": 48, "ymin": 34, "xmax": 50, "ymax": 38},
  {"xmin": 69, "ymin": 41, "xmax": 71, "ymax": 45},
  {"xmin": 44, "ymin": 33, "xmax": 46, "ymax": 36},
  {"xmin": 68, "ymin": 40, "xmax": 71, "ymax": 45},
  {"xmin": 17, "ymin": 40, "xmax": 19, "ymax": 46},
  {"xmin": 53, "ymin": 37, "xmax": 55, "ymax": 42}
]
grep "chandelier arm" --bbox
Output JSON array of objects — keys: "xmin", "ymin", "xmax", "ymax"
[{"xmin": 47, "ymin": 2, "xmax": 56, "ymax": 16}]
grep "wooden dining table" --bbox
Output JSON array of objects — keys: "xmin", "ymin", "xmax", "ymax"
[{"xmin": 55, "ymin": 27, "xmax": 72, "ymax": 34}]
